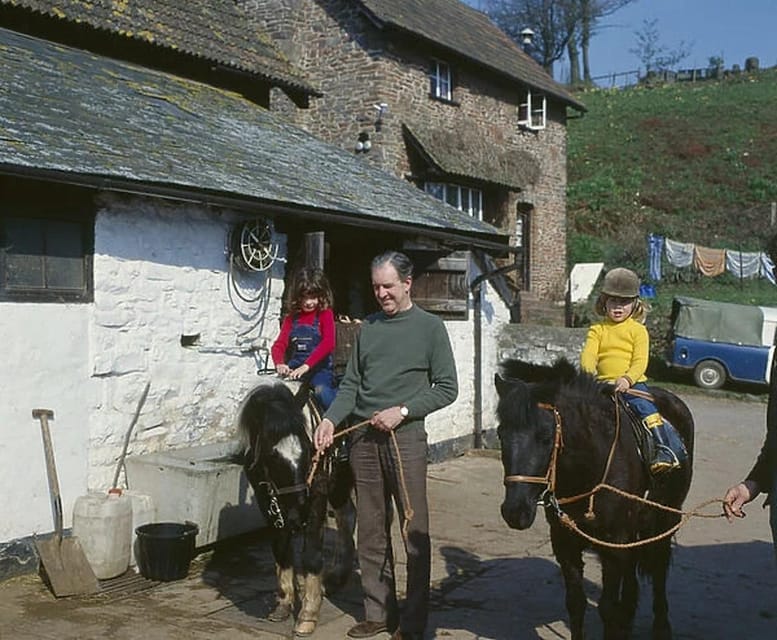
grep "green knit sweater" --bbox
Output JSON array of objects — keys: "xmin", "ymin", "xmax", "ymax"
[{"xmin": 325, "ymin": 304, "xmax": 458, "ymax": 428}]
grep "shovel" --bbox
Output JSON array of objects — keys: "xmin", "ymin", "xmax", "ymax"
[{"xmin": 33, "ymin": 409, "xmax": 99, "ymax": 597}]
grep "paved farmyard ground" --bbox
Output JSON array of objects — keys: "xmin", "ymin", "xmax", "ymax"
[{"xmin": 0, "ymin": 392, "xmax": 775, "ymax": 639}]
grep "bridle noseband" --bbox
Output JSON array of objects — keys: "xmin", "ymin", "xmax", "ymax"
[{"xmin": 503, "ymin": 402, "xmax": 564, "ymax": 512}]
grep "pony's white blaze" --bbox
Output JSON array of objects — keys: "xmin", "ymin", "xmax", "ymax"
[{"xmin": 274, "ymin": 434, "xmax": 303, "ymax": 469}]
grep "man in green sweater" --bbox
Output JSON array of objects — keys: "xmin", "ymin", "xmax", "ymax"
[{"xmin": 314, "ymin": 250, "xmax": 458, "ymax": 640}]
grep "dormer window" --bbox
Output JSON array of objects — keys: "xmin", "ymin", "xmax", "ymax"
[
  {"xmin": 425, "ymin": 182, "xmax": 483, "ymax": 220},
  {"xmin": 430, "ymin": 60, "xmax": 452, "ymax": 101},
  {"xmin": 518, "ymin": 88, "xmax": 546, "ymax": 130}
]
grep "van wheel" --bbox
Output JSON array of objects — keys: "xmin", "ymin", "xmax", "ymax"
[{"xmin": 693, "ymin": 360, "xmax": 726, "ymax": 389}]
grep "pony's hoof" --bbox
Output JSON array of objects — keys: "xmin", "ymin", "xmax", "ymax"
[
  {"xmin": 294, "ymin": 619, "xmax": 317, "ymax": 636},
  {"xmin": 267, "ymin": 602, "xmax": 292, "ymax": 622}
]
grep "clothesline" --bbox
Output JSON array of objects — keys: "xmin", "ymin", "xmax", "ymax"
[{"xmin": 647, "ymin": 233, "xmax": 776, "ymax": 286}]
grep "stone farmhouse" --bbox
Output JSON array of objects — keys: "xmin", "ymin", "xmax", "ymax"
[
  {"xmin": 0, "ymin": 0, "xmax": 580, "ymax": 579},
  {"xmin": 244, "ymin": 0, "xmax": 585, "ymax": 310}
]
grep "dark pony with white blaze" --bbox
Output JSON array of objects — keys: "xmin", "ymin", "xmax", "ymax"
[
  {"xmin": 495, "ymin": 358, "xmax": 694, "ymax": 640},
  {"xmin": 236, "ymin": 378, "xmax": 355, "ymax": 637}
]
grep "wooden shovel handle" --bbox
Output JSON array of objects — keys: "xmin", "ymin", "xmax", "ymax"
[{"xmin": 33, "ymin": 409, "xmax": 64, "ymax": 541}]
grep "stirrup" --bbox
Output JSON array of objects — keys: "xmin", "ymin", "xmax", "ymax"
[{"xmin": 650, "ymin": 446, "xmax": 680, "ymax": 475}]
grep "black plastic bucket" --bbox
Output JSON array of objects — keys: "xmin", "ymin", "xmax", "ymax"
[{"xmin": 135, "ymin": 522, "xmax": 199, "ymax": 581}]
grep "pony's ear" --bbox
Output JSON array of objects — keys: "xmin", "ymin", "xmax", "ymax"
[
  {"xmin": 553, "ymin": 357, "xmax": 578, "ymax": 383},
  {"xmin": 495, "ymin": 373, "xmax": 509, "ymax": 397}
]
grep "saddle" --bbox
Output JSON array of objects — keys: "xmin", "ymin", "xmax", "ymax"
[{"xmin": 614, "ymin": 394, "xmax": 655, "ymax": 476}]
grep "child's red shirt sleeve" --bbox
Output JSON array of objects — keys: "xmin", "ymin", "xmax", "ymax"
[{"xmin": 271, "ymin": 315, "xmax": 293, "ymax": 365}]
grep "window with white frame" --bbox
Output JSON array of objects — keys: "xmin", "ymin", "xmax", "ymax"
[
  {"xmin": 425, "ymin": 182, "xmax": 483, "ymax": 220},
  {"xmin": 430, "ymin": 60, "xmax": 452, "ymax": 101},
  {"xmin": 518, "ymin": 88, "xmax": 546, "ymax": 130}
]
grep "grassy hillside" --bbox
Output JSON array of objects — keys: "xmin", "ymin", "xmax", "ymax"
[{"xmin": 566, "ymin": 69, "xmax": 777, "ymax": 367}]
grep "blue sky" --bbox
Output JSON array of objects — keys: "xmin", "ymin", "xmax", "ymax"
[{"xmin": 464, "ymin": 1, "xmax": 777, "ymax": 81}]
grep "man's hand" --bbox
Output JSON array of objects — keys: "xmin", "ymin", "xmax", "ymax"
[
  {"xmin": 314, "ymin": 418, "xmax": 335, "ymax": 451},
  {"xmin": 723, "ymin": 481, "xmax": 756, "ymax": 522},
  {"xmin": 370, "ymin": 406, "xmax": 405, "ymax": 432},
  {"xmin": 276, "ymin": 363, "xmax": 291, "ymax": 377}
]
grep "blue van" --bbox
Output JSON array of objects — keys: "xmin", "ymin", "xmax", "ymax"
[{"xmin": 666, "ymin": 296, "xmax": 777, "ymax": 389}]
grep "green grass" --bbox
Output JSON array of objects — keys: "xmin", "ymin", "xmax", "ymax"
[
  {"xmin": 568, "ymin": 68, "xmax": 777, "ymax": 269},
  {"xmin": 566, "ymin": 69, "xmax": 777, "ymax": 389}
]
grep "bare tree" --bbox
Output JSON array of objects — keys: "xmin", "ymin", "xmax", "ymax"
[
  {"xmin": 484, "ymin": 0, "xmax": 580, "ymax": 75},
  {"xmin": 630, "ymin": 18, "xmax": 692, "ymax": 75},
  {"xmin": 578, "ymin": 0, "xmax": 636, "ymax": 83},
  {"xmin": 483, "ymin": 0, "xmax": 635, "ymax": 83}
]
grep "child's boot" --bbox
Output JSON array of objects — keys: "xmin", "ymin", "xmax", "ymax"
[{"xmin": 643, "ymin": 413, "xmax": 687, "ymax": 475}]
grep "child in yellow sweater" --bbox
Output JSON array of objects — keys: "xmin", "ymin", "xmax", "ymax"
[{"xmin": 580, "ymin": 268, "xmax": 687, "ymax": 474}]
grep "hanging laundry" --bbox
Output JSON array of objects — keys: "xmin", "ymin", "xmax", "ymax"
[
  {"xmin": 664, "ymin": 238, "xmax": 694, "ymax": 268},
  {"xmin": 761, "ymin": 252, "xmax": 777, "ymax": 285},
  {"xmin": 693, "ymin": 245, "xmax": 726, "ymax": 277},
  {"xmin": 725, "ymin": 250, "xmax": 762, "ymax": 279},
  {"xmin": 647, "ymin": 233, "xmax": 663, "ymax": 282}
]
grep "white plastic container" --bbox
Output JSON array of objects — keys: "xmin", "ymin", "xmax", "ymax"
[
  {"xmin": 72, "ymin": 489, "xmax": 132, "ymax": 579},
  {"xmin": 124, "ymin": 490, "xmax": 156, "ymax": 567}
]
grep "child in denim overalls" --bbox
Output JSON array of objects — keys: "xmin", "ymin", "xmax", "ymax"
[{"xmin": 271, "ymin": 268, "xmax": 337, "ymax": 409}]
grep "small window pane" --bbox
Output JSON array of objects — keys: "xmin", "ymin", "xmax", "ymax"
[
  {"xmin": 46, "ymin": 221, "xmax": 85, "ymax": 290},
  {"xmin": 425, "ymin": 182, "xmax": 444, "ymax": 200},
  {"xmin": 445, "ymin": 186, "xmax": 459, "ymax": 207},
  {"xmin": 5, "ymin": 218, "xmax": 45, "ymax": 288}
]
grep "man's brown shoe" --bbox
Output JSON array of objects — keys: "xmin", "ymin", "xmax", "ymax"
[{"xmin": 347, "ymin": 621, "xmax": 388, "ymax": 638}]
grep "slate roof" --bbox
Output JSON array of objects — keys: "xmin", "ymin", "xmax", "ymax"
[
  {"xmin": 359, "ymin": 0, "xmax": 585, "ymax": 111},
  {"xmin": 0, "ymin": 28, "xmax": 506, "ymax": 249},
  {"xmin": 404, "ymin": 124, "xmax": 540, "ymax": 190},
  {"xmin": 0, "ymin": 0, "xmax": 316, "ymax": 96}
]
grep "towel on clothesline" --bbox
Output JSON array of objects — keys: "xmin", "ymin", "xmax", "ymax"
[
  {"xmin": 761, "ymin": 253, "xmax": 777, "ymax": 285},
  {"xmin": 694, "ymin": 246, "xmax": 726, "ymax": 277},
  {"xmin": 647, "ymin": 233, "xmax": 664, "ymax": 281},
  {"xmin": 725, "ymin": 250, "xmax": 762, "ymax": 279},
  {"xmin": 665, "ymin": 238, "xmax": 694, "ymax": 268}
]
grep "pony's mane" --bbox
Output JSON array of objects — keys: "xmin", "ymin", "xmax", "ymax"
[
  {"xmin": 499, "ymin": 357, "xmax": 608, "ymax": 408},
  {"xmin": 237, "ymin": 382, "xmax": 307, "ymax": 452}
]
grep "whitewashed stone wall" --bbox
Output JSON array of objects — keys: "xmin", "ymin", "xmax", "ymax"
[
  {"xmin": 0, "ymin": 194, "xmax": 286, "ymax": 543},
  {"xmin": 0, "ymin": 192, "xmax": 509, "ymax": 546},
  {"xmin": 426, "ymin": 265, "xmax": 510, "ymax": 447},
  {"xmin": 89, "ymin": 195, "xmax": 286, "ymax": 492}
]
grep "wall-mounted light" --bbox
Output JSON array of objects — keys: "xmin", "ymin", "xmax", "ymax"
[
  {"xmin": 373, "ymin": 102, "xmax": 388, "ymax": 132},
  {"xmin": 355, "ymin": 131, "xmax": 371, "ymax": 153}
]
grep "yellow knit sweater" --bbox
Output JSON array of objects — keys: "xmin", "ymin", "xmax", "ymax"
[{"xmin": 580, "ymin": 316, "xmax": 649, "ymax": 384}]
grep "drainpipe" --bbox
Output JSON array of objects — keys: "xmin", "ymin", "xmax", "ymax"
[{"xmin": 469, "ymin": 258, "xmax": 522, "ymax": 449}]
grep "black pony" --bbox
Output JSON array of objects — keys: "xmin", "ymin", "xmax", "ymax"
[
  {"xmin": 236, "ymin": 378, "xmax": 355, "ymax": 637},
  {"xmin": 495, "ymin": 358, "xmax": 694, "ymax": 640}
]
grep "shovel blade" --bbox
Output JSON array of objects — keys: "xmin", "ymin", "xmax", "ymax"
[{"xmin": 36, "ymin": 536, "xmax": 99, "ymax": 597}]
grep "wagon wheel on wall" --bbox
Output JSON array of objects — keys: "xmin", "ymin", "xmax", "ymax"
[{"xmin": 232, "ymin": 218, "xmax": 278, "ymax": 272}]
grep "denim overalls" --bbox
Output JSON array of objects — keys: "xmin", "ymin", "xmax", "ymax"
[{"xmin": 288, "ymin": 312, "xmax": 336, "ymax": 410}]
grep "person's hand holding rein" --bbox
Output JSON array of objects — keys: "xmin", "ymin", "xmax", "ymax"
[
  {"xmin": 288, "ymin": 363, "xmax": 310, "ymax": 380},
  {"xmin": 723, "ymin": 480, "xmax": 758, "ymax": 521},
  {"xmin": 370, "ymin": 406, "xmax": 405, "ymax": 432},
  {"xmin": 276, "ymin": 363, "xmax": 291, "ymax": 377},
  {"xmin": 314, "ymin": 418, "xmax": 335, "ymax": 451},
  {"xmin": 613, "ymin": 376, "xmax": 631, "ymax": 393}
]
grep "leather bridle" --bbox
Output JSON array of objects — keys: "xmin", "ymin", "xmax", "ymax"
[{"xmin": 503, "ymin": 402, "xmax": 564, "ymax": 512}]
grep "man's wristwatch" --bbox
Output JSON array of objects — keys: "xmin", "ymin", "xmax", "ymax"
[{"xmin": 399, "ymin": 404, "xmax": 409, "ymax": 418}]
